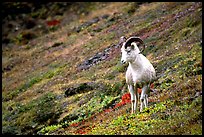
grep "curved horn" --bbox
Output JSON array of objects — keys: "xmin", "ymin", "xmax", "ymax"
[{"xmin": 124, "ymin": 36, "xmax": 145, "ymax": 53}]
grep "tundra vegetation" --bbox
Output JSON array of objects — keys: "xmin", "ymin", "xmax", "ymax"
[{"xmin": 2, "ymin": 2, "xmax": 202, "ymax": 135}]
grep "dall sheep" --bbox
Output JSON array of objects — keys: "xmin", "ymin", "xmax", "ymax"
[{"xmin": 120, "ymin": 36, "xmax": 156, "ymax": 113}]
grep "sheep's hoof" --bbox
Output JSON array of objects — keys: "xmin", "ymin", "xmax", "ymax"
[
  {"xmin": 131, "ymin": 110, "xmax": 134, "ymax": 114},
  {"xmin": 140, "ymin": 109, "xmax": 143, "ymax": 112},
  {"xmin": 131, "ymin": 110, "xmax": 136, "ymax": 114}
]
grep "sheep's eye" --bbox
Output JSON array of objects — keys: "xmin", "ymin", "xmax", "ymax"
[{"xmin": 127, "ymin": 50, "xmax": 131, "ymax": 54}]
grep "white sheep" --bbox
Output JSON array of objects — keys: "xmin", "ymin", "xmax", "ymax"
[{"xmin": 120, "ymin": 36, "xmax": 156, "ymax": 113}]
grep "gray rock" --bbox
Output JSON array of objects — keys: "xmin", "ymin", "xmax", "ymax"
[{"xmin": 101, "ymin": 14, "xmax": 109, "ymax": 19}]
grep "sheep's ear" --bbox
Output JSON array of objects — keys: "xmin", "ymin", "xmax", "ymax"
[
  {"xmin": 119, "ymin": 36, "xmax": 126, "ymax": 44},
  {"xmin": 131, "ymin": 43, "xmax": 135, "ymax": 50}
]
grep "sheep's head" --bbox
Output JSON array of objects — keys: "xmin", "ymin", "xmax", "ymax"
[{"xmin": 120, "ymin": 36, "xmax": 145, "ymax": 64}]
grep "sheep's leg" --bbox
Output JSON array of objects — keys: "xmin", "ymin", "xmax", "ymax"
[
  {"xmin": 140, "ymin": 85, "xmax": 148, "ymax": 112},
  {"xmin": 128, "ymin": 85, "xmax": 136, "ymax": 114},
  {"xmin": 134, "ymin": 84, "xmax": 139, "ymax": 113},
  {"xmin": 144, "ymin": 94, "xmax": 148, "ymax": 108},
  {"xmin": 144, "ymin": 85, "xmax": 150, "ymax": 108}
]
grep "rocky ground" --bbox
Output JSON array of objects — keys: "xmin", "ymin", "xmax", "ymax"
[{"xmin": 2, "ymin": 2, "xmax": 202, "ymax": 135}]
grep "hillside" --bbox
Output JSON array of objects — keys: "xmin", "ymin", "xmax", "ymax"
[{"xmin": 2, "ymin": 2, "xmax": 202, "ymax": 135}]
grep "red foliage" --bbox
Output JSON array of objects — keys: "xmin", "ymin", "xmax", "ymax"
[
  {"xmin": 76, "ymin": 129, "xmax": 86, "ymax": 134},
  {"xmin": 104, "ymin": 108, "xmax": 112, "ymax": 113},
  {"xmin": 122, "ymin": 93, "xmax": 131, "ymax": 103},
  {"xmin": 138, "ymin": 88, "xmax": 142, "ymax": 94},
  {"xmin": 46, "ymin": 19, "xmax": 60, "ymax": 26},
  {"xmin": 150, "ymin": 83, "xmax": 154, "ymax": 89},
  {"xmin": 113, "ymin": 93, "xmax": 131, "ymax": 109},
  {"xmin": 70, "ymin": 122, "xmax": 80, "ymax": 127}
]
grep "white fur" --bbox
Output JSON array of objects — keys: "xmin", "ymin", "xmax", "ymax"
[{"xmin": 121, "ymin": 42, "xmax": 156, "ymax": 113}]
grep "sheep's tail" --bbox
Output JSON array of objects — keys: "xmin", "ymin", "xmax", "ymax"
[{"xmin": 148, "ymin": 73, "xmax": 163, "ymax": 94}]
